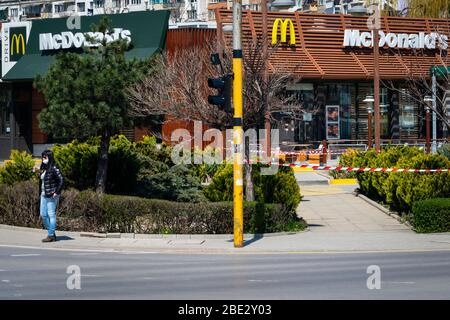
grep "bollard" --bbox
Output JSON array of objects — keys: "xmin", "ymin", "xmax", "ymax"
[{"xmin": 321, "ymin": 140, "xmax": 328, "ymax": 165}]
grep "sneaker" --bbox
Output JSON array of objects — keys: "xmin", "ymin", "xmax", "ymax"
[{"xmin": 42, "ymin": 236, "xmax": 56, "ymax": 243}]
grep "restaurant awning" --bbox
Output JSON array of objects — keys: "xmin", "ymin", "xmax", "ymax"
[
  {"xmin": 216, "ymin": 9, "xmax": 450, "ymax": 80},
  {"xmin": 1, "ymin": 10, "xmax": 169, "ymax": 81}
]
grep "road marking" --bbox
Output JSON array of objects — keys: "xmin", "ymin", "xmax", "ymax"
[
  {"xmin": 0, "ymin": 244, "xmax": 158, "ymax": 255},
  {"xmin": 82, "ymin": 275, "xmax": 103, "ymax": 278},
  {"xmin": 0, "ymin": 269, "xmax": 5, "ymax": 272},
  {"xmin": 1, "ymin": 244, "xmax": 450, "ymax": 256},
  {"xmin": 13, "ymin": 284, "xmax": 23, "ymax": 288},
  {"xmin": 383, "ymin": 281, "xmax": 415, "ymax": 285},
  {"xmin": 2, "ymin": 280, "xmax": 10, "ymax": 283},
  {"xmin": 248, "ymin": 279, "xmax": 279, "ymax": 283},
  {"xmin": 119, "ymin": 252, "xmax": 158, "ymax": 255},
  {"xmin": 68, "ymin": 253, "xmax": 100, "ymax": 256},
  {"xmin": 11, "ymin": 254, "xmax": 41, "ymax": 257}
]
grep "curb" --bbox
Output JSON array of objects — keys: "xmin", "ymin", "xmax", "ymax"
[
  {"xmin": 0, "ymin": 224, "xmax": 81, "ymax": 237},
  {"xmin": 0, "ymin": 224, "xmax": 308, "ymax": 240},
  {"xmin": 329, "ymin": 179, "xmax": 358, "ymax": 185},
  {"xmin": 355, "ymin": 193, "xmax": 413, "ymax": 228},
  {"xmin": 293, "ymin": 167, "xmax": 314, "ymax": 172}
]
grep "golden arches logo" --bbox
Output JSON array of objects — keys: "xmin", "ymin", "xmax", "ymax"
[
  {"xmin": 271, "ymin": 18, "xmax": 296, "ymax": 46},
  {"xmin": 11, "ymin": 33, "xmax": 25, "ymax": 56}
]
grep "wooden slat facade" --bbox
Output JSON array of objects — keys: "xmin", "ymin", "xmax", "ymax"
[{"xmin": 216, "ymin": 9, "xmax": 450, "ymax": 80}]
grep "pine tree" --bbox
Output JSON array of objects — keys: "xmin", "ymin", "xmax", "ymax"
[{"xmin": 35, "ymin": 17, "xmax": 153, "ymax": 193}]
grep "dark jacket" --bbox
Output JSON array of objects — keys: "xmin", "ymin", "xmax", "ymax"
[{"xmin": 39, "ymin": 164, "xmax": 64, "ymax": 198}]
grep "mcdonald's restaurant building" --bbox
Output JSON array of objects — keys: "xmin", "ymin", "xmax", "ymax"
[
  {"xmin": 0, "ymin": 10, "xmax": 175, "ymax": 159},
  {"xmin": 216, "ymin": 10, "xmax": 450, "ymax": 148}
]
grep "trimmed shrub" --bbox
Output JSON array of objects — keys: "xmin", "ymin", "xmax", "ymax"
[
  {"xmin": 339, "ymin": 147, "xmax": 450, "ymax": 214},
  {"xmin": 204, "ymin": 164, "xmax": 302, "ymax": 214},
  {"xmin": 52, "ymin": 135, "xmax": 194, "ymax": 197},
  {"xmin": 261, "ymin": 166, "xmax": 302, "ymax": 214},
  {"xmin": 134, "ymin": 135, "xmax": 173, "ymax": 166},
  {"xmin": 0, "ymin": 150, "xmax": 37, "ymax": 185},
  {"xmin": 203, "ymin": 164, "xmax": 234, "ymax": 202},
  {"xmin": 437, "ymin": 143, "xmax": 450, "ymax": 160},
  {"xmin": 136, "ymin": 164, "xmax": 207, "ymax": 203},
  {"xmin": 52, "ymin": 141, "xmax": 98, "ymax": 190},
  {"xmin": 411, "ymin": 198, "xmax": 450, "ymax": 233},
  {"xmin": 385, "ymin": 153, "xmax": 450, "ymax": 213},
  {"xmin": 0, "ymin": 181, "xmax": 305, "ymax": 234},
  {"xmin": 52, "ymin": 136, "xmax": 141, "ymax": 194},
  {"xmin": 0, "ymin": 180, "xmax": 40, "ymax": 228}
]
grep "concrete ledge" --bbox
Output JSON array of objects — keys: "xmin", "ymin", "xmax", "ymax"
[
  {"xmin": 80, "ymin": 232, "xmax": 107, "ymax": 238},
  {"xmin": 106, "ymin": 233, "xmax": 121, "ymax": 239},
  {"xmin": 356, "ymin": 193, "xmax": 412, "ymax": 228},
  {"xmin": 0, "ymin": 224, "xmax": 307, "ymax": 240}
]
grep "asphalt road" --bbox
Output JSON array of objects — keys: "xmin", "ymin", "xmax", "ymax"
[{"xmin": 0, "ymin": 246, "xmax": 449, "ymax": 299}]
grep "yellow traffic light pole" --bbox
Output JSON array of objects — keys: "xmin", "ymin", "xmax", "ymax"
[{"xmin": 232, "ymin": 0, "xmax": 244, "ymax": 248}]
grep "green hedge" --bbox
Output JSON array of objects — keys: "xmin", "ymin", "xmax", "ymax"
[
  {"xmin": 204, "ymin": 164, "xmax": 302, "ymax": 215},
  {"xmin": 0, "ymin": 150, "xmax": 37, "ymax": 185},
  {"xmin": 0, "ymin": 180, "xmax": 306, "ymax": 234},
  {"xmin": 339, "ymin": 147, "xmax": 450, "ymax": 214},
  {"xmin": 412, "ymin": 198, "xmax": 450, "ymax": 233}
]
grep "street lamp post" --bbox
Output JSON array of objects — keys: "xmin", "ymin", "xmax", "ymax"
[
  {"xmin": 373, "ymin": 25, "xmax": 381, "ymax": 153},
  {"xmin": 262, "ymin": 0, "xmax": 270, "ymax": 159},
  {"xmin": 364, "ymin": 95, "xmax": 374, "ymax": 149},
  {"xmin": 431, "ymin": 73, "xmax": 437, "ymax": 153},
  {"xmin": 424, "ymin": 95, "xmax": 433, "ymax": 154}
]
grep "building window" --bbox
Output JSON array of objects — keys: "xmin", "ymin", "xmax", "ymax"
[
  {"xmin": 95, "ymin": 0, "xmax": 104, "ymax": 8},
  {"xmin": 188, "ymin": 9, "xmax": 197, "ymax": 20},
  {"xmin": 42, "ymin": 4, "xmax": 52, "ymax": 13},
  {"xmin": 131, "ymin": 0, "xmax": 141, "ymax": 5},
  {"xmin": 77, "ymin": 2, "xmax": 86, "ymax": 12},
  {"xmin": 0, "ymin": 103, "xmax": 11, "ymax": 136},
  {"xmin": 10, "ymin": 8, "xmax": 19, "ymax": 17},
  {"xmin": 399, "ymin": 88, "xmax": 418, "ymax": 138},
  {"xmin": 380, "ymin": 87, "xmax": 390, "ymax": 139},
  {"xmin": 124, "ymin": 0, "xmax": 130, "ymax": 6},
  {"xmin": 54, "ymin": 4, "xmax": 65, "ymax": 12}
]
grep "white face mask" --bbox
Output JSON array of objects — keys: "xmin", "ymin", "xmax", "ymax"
[{"xmin": 43, "ymin": 159, "xmax": 49, "ymax": 165}]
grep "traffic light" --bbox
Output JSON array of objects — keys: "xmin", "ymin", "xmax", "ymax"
[{"xmin": 207, "ymin": 73, "xmax": 233, "ymax": 114}]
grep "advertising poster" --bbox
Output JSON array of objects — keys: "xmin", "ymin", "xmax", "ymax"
[{"xmin": 326, "ymin": 105, "xmax": 340, "ymax": 140}]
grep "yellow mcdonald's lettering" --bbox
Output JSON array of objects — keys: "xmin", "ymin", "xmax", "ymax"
[
  {"xmin": 11, "ymin": 34, "xmax": 25, "ymax": 55},
  {"xmin": 271, "ymin": 18, "xmax": 296, "ymax": 46}
]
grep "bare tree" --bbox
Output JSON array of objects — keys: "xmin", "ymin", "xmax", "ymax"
[
  {"xmin": 381, "ymin": 23, "xmax": 450, "ymax": 139},
  {"xmin": 127, "ymin": 38, "xmax": 305, "ymax": 201},
  {"xmin": 127, "ymin": 46, "xmax": 229, "ymax": 129},
  {"xmin": 127, "ymin": 38, "xmax": 304, "ymax": 130}
]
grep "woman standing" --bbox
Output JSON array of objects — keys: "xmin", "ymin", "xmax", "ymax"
[{"xmin": 39, "ymin": 150, "xmax": 64, "ymax": 243}]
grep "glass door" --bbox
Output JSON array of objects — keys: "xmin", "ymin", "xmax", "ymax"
[{"xmin": 0, "ymin": 86, "xmax": 12, "ymax": 159}]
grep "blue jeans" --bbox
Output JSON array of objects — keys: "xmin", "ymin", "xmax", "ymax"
[{"xmin": 40, "ymin": 195, "xmax": 60, "ymax": 237}]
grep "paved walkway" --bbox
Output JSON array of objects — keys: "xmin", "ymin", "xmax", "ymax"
[{"xmin": 296, "ymin": 172, "xmax": 410, "ymax": 233}]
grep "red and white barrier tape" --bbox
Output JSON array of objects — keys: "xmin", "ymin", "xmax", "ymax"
[
  {"xmin": 247, "ymin": 160, "xmax": 449, "ymax": 172},
  {"xmin": 250, "ymin": 150, "xmax": 351, "ymax": 156},
  {"xmin": 279, "ymin": 150, "xmax": 348, "ymax": 155}
]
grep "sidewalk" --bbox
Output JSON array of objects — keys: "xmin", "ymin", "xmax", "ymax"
[{"xmin": 1, "ymin": 224, "xmax": 450, "ymax": 254}]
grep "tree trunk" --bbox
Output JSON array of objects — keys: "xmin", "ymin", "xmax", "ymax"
[
  {"xmin": 245, "ymin": 162, "xmax": 254, "ymax": 202},
  {"xmin": 95, "ymin": 129, "xmax": 110, "ymax": 193},
  {"xmin": 244, "ymin": 135, "xmax": 254, "ymax": 202}
]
